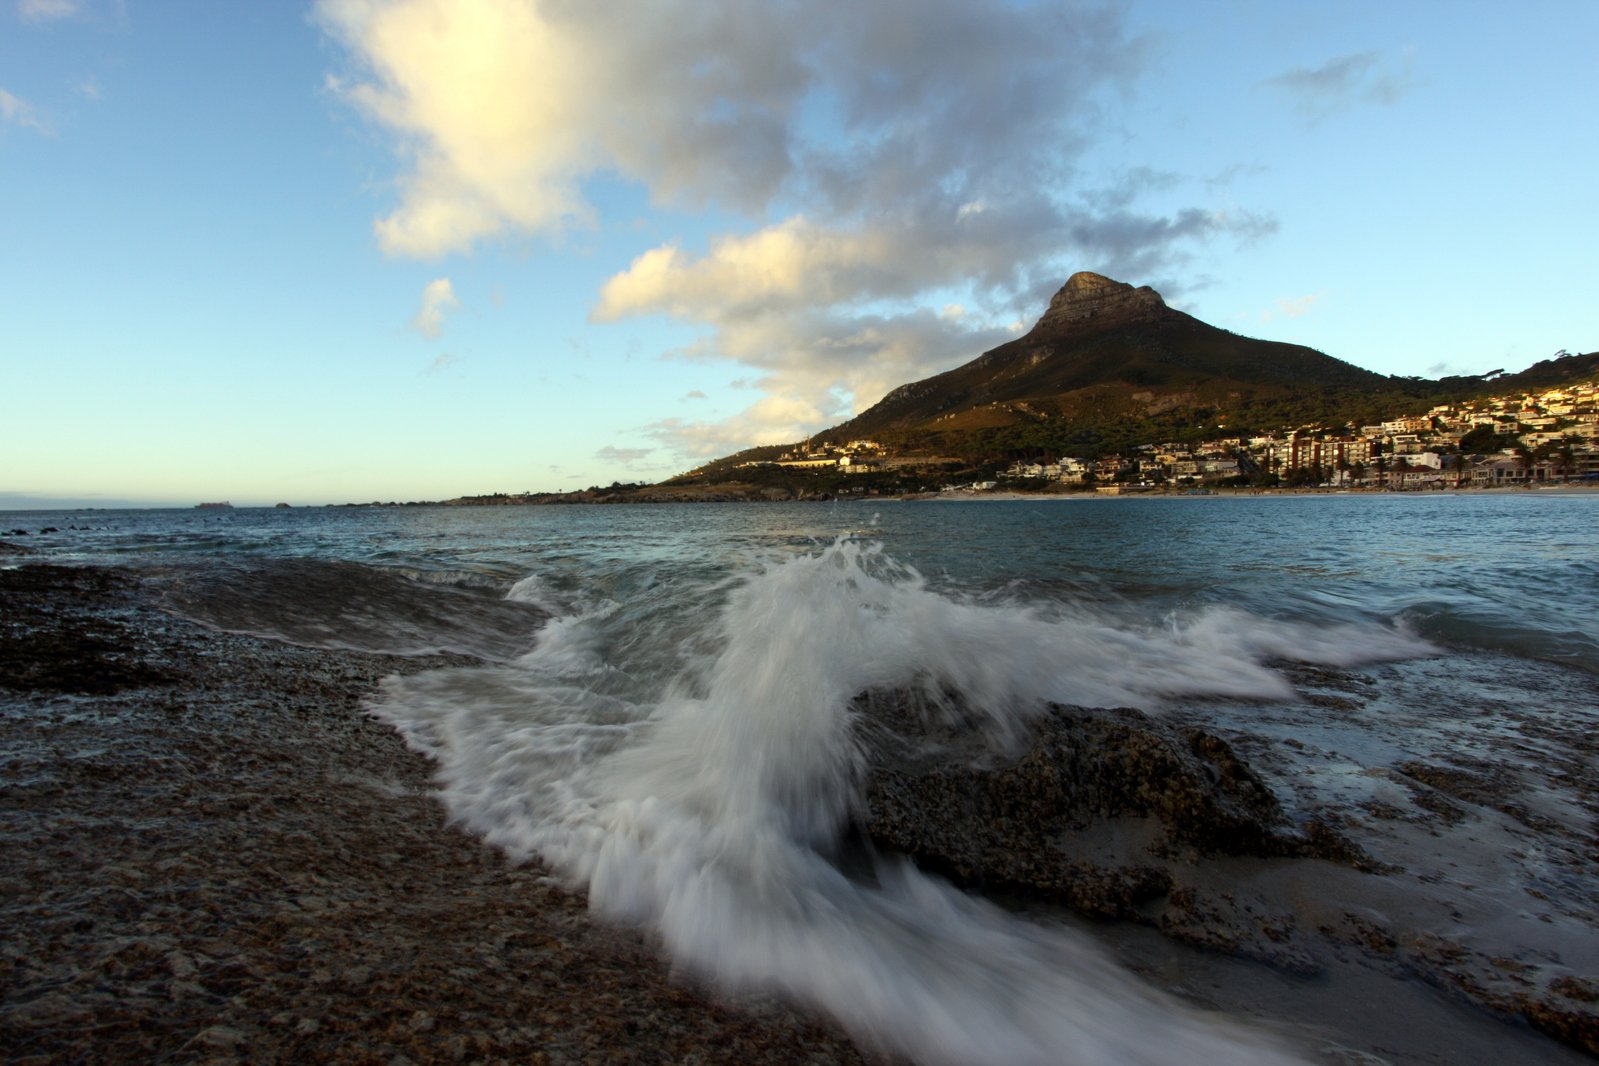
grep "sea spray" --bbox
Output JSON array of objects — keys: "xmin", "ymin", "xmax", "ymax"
[{"xmin": 372, "ymin": 538, "xmax": 1435, "ymax": 1063}]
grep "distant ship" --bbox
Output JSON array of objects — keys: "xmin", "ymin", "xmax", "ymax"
[{"xmin": 196, "ymin": 501, "xmax": 233, "ymax": 509}]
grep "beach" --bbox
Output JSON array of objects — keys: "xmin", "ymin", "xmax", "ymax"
[
  {"xmin": 0, "ymin": 563, "xmax": 870, "ymax": 1064},
  {"xmin": 926, "ymin": 483, "xmax": 1599, "ymax": 502}
]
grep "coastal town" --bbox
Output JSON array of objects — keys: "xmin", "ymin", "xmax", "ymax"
[{"xmin": 748, "ymin": 376, "xmax": 1599, "ymax": 494}]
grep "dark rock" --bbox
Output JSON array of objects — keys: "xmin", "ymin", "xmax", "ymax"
[
  {"xmin": 1032, "ymin": 271, "xmax": 1169, "ymax": 335},
  {"xmin": 856, "ymin": 692, "xmax": 1373, "ymax": 971},
  {"xmin": 859, "ymin": 695, "xmax": 1361, "ymax": 873},
  {"xmin": 0, "ymin": 565, "xmax": 182, "ymax": 694}
]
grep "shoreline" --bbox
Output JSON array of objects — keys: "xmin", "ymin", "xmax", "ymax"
[
  {"xmin": 0, "ymin": 565, "xmax": 870, "ymax": 1064},
  {"xmin": 4, "ymin": 481, "xmax": 1597, "ymax": 516},
  {"xmin": 921, "ymin": 483, "xmax": 1599, "ymax": 502}
]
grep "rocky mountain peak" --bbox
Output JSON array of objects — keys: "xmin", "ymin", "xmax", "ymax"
[{"xmin": 1032, "ymin": 271, "xmax": 1169, "ymax": 334}]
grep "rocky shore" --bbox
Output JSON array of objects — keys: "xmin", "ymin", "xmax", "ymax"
[
  {"xmin": 853, "ymin": 683, "xmax": 1599, "ymax": 1061},
  {"xmin": 0, "ymin": 564, "xmax": 872, "ymax": 1064},
  {"xmin": 5, "ymin": 560, "xmax": 1597, "ymax": 1063}
]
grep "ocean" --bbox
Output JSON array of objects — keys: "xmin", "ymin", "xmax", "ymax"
[{"xmin": 7, "ymin": 494, "xmax": 1598, "ymax": 1063}]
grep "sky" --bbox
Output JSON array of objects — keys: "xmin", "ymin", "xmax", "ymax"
[{"xmin": 2, "ymin": 0, "xmax": 1595, "ymax": 508}]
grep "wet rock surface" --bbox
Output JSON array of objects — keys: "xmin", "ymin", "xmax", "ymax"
[
  {"xmin": 857, "ymin": 694, "xmax": 1364, "ymax": 973},
  {"xmin": 855, "ymin": 686, "xmax": 1599, "ymax": 1057},
  {"xmin": 0, "ymin": 565, "xmax": 873, "ymax": 1064},
  {"xmin": 7, "ymin": 562, "xmax": 1599, "ymax": 1063}
]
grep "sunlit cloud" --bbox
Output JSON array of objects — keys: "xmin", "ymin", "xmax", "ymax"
[
  {"xmin": 1261, "ymin": 50, "xmax": 1417, "ymax": 124},
  {"xmin": 323, "ymin": 0, "xmax": 1278, "ymax": 459},
  {"xmin": 410, "ymin": 276, "xmax": 459, "ymax": 339},
  {"xmin": 645, "ymin": 308, "xmax": 1017, "ymax": 456}
]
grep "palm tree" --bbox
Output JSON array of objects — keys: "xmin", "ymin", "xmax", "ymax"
[
  {"xmin": 1555, "ymin": 434, "xmax": 1581, "ymax": 482},
  {"xmin": 1513, "ymin": 442, "xmax": 1535, "ymax": 483}
]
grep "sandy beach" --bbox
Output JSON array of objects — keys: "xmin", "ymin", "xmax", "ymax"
[{"xmin": 0, "ymin": 563, "xmax": 872, "ymax": 1064}]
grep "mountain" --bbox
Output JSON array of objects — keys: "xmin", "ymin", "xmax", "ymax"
[
  {"xmin": 821, "ymin": 272, "xmax": 1389, "ymax": 450},
  {"xmin": 681, "ymin": 272, "xmax": 1596, "ymax": 480}
]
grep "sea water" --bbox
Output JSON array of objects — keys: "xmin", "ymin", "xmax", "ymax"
[{"xmin": 10, "ymin": 494, "xmax": 1599, "ymax": 1062}]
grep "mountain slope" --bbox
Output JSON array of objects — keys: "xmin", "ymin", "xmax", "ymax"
[
  {"xmin": 679, "ymin": 272, "xmax": 1594, "ymax": 481},
  {"xmin": 824, "ymin": 272, "xmax": 1385, "ymax": 444}
]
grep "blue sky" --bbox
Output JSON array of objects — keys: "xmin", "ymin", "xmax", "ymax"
[{"xmin": 3, "ymin": 0, "xmax": 1595, "ymax": 507}]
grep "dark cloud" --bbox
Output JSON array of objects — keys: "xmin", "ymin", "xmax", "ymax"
[{"xmin": 1261, "ymin": 50, "xmax": 1417, "ymax": 123}]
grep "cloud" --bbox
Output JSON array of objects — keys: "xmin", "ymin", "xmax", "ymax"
[
  {"xmin": 595, "ymin": 445, "xmax": 654, "ymax": 467},
  {"xmin": 319, "ymin": 0, "xmax": 1154, "ymax": 263},
  {"xmin": 1261, "ymin": 50, "xmax": 1416, "ymax": 123},
  {"xmin": 682, "ymin": 390, "xmax": 707, "ymax": 401},
  {"xmin": 645, "ymin": 308, "xmax": 1017, "ymax": 458},
  {"xmin": 421, "ymin": 351, "xmax": 460, "ymax": 375},
  {"xmin": 322, "ymin": 1, "xmax": 1278, "ymax": 459},
  {"xmin": 316, "ymin": 0, "xmax": 819, "ymax": 256},
  {"xmin": 1260, "ymin": 293, "xmax": 1322, "ymax": 323},
  {"xmin": 17, "ymin": 0, "xmax": 80, "ymax": 22},
  {"xmin": 0, "ymin": 87, "xmax": 48, "ymax": 133},
  {"xmin": 410, "ymin": 277, "xmax": 459, "ymax": 339}
]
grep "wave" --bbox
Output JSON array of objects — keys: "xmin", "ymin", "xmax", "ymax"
[
  {"xmin": 371, "ymin": 539, "xmax": 1436, "ymax": 1063},
  {"xmin": 158, "ymin": 558, "xmax": 548, "ymax": 660},
  {"xmin": 1397, "ymin": 601, "xmax": 1599, "ymax": 675}
]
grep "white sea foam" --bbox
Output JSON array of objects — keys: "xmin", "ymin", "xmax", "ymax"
[
  {"xmin": 372, "ymin": 539, "xmax": 1437, "ymax": 1064},
  {"xmin": 505, "ymin": 572, "xmax": 567, "ymax": 614}
]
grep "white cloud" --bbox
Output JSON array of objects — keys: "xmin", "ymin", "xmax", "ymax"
[
  {"xmin": 322, "ymin": 0, "xmax": 1278, "ymax": 459},
  {"xmin": 646, "ymin": 308, "xmax": 1016, "ymax": 457},
  {"xmin": 17, "ymin": 0, "xmax": 80, "ymax": 22},
  {"xmin": 0, "ymin": 87, "xmax": 47, "ymax": 133},
  {"xmin": 410, "ymin": 276, "xmax": 459, "ymax": 339},
  {"xmin": 595, "ymin": 445, "xmax": 653, "ymax": 467},
  {"xmin": 316, "ymin": 0, "xmax": 818, "ymax": 257},
  {"xmin": 318, "ymin": 0, "xmax": 1152, "ymax": 264}
]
